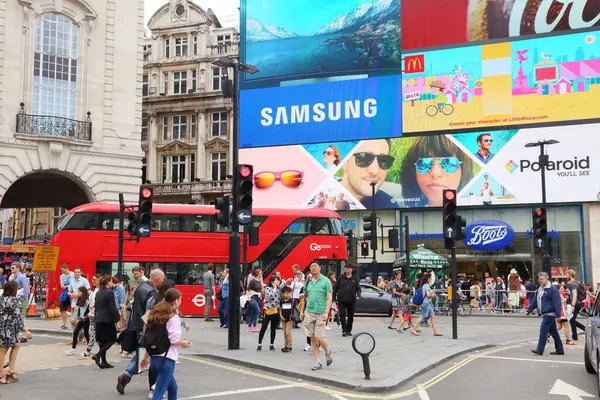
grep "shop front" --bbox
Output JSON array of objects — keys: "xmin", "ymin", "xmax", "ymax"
[{"xmin": 400, "ymin": 205, "xmax": 585, "ymax": 283}]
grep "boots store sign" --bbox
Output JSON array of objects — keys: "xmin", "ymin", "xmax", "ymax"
[{"xmin": 464, "ymin": 221, "xmax": 515, "ymax": 251}]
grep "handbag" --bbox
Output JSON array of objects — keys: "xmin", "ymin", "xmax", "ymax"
[
  {"xmin": 117, "ymin": 310, "xmax": 138, "ymax": 353},
  {"xmin": 59, "ymin": 289, "xmax": 69, "ymax": 303},
  {"xmin": 265, "ymin": 308, "xmax": 278, "ymax": 316}
]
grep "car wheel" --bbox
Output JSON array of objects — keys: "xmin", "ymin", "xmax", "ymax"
[{"xmin": 585, "ymin": 344, "xmax": 595, "ymax": 374}]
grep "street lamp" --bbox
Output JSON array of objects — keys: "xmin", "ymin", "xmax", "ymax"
[
  {"xmin": 524, "ymin": 139, "xmax": 559, "ymax": 277},
  {"xmin": 211, "ymin": 56, "xmax": 259, "ymax": 350}
]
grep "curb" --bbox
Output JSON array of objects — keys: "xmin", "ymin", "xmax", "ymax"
[
  {"xmin": 29, "ymin": 328, "xmax": 72, "ymax": 338},
  {"xmin": 195, "ymin": 343, "xmax": 494, "ymax": 393}
]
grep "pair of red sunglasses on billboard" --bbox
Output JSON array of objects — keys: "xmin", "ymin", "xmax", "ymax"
[{"xmin": 254, "ymin": 170, "xmax": 303, "ymax": 189}]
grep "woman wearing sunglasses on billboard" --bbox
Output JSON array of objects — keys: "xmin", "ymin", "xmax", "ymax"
[
  {"xmin": 400, "ymin": 136, "xmax": 475, "ymax": 207},
  {"xmin": 322, "ymin": 145, "xmax": 342, "ymax": 173}
]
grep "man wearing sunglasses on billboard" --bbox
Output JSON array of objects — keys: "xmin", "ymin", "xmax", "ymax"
[
  {"xmin": 341, "ymin": 139, "xmax": 396, "ymax": 209},
  {"xmin": 474, "ymin": 133, "xmax": 495, "ymax": 164}
]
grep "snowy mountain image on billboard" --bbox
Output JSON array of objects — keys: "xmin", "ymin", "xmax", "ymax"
[{"xmin": 243, "ymin": 0, "xmax": 401, "ymax": 86}]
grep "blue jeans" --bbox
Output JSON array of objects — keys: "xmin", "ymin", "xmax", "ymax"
[
  {"xmin": 218, "ymin": 297, "xmax": 229, "ymax": 326},
  {"xmin": 151, "ymin": 356, "xmax": 177, "ymax": 400},
  {"xmin": 248, "ymin": 297, "xmax": 260, "ymax": 327},
  {"xmin": 125, "ymin": 330, "xmax": 143, "ymax": 377},
  {"xmin": 537, "ymin": 315, "xmax": 564, "ymax": 354}
]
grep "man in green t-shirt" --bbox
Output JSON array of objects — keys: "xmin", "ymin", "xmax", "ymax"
[{"xmin": 300, "ymin": 262, "xmax": 333, "ymax": 370}]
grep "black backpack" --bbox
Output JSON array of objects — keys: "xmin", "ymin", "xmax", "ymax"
[
  {"xmin": 141, "ymin": 323, "xmax": 171, "ymax": 356},
  {"xmin": 577, "ymin": 282, "xmax": 587, "ymax": 303}
]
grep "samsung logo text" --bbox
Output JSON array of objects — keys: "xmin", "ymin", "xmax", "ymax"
[{"xmin": 260, "ymin": 99, "xmax": 378, "ymax": 127}]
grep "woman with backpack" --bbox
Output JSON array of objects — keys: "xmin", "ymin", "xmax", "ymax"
[
  {"xmin": 140, "ymin": 288, "xmax": 191, "ymax": 400},
  {"xmin": 410, "ymin": 272, "xmax": 443, "ymax": 337}
]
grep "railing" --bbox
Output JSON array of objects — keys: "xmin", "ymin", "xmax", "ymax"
[
  {"xmin": 153, "ymin": 180, "xmax": 232, "ymax": 196},
  {"xmin": 209, "ymin": 43, "xmax": 238, "ymax": 56},
  {"xmin": 16, "ymin": 105, "xmax": 92, "ymax": 141}
]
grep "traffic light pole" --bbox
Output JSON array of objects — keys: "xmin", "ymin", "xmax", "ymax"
[
  {"xmin": 370, "ymin": 182, "xmax": 378, "ymax": 284},
  {"xmin": 450, "ymin": 244, "xmax": 458, "ymax": 340},
  {"xmin": 118, "ymin": 193, "xmax": 125, "ymax": 279},
  {"xmin": 228, "ymin": 64, "xmax": 242, "ymax": 351},
  {"xmin": 538, "ymin": 144, "xmax": 551, "ymax": 278}
]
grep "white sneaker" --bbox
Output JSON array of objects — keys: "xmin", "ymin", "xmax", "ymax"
[
  {"xmin": 325, "ymin": 326, "xmax": 332, "ymax": 330},
  {"xmin": 64, "ymin": 349, "xmax": 75, "ymax": 356},
  {"xmin": 304, "ymin": 344, "xmax": 311, "ymax": 352}
]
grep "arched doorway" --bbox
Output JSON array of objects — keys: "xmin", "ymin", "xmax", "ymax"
[{"xmin": 1, "ymin": 171, "xmax": 95, "ymax": 209}]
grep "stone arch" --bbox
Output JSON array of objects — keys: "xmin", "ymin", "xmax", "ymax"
[{"xmin": 0, "ymin": 170, "xmax": 95, "ymax": 209}]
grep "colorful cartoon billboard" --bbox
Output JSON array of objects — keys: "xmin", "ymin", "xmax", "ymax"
[
  {"xmin": 401, "ymin": 30, "xmax": 600, "ymax": 135},
  {"xmin": 401, "ymin": 0, "xmax": 600, "ymax": 51},
  {"xmin": 240, "ymin": 123, "xmax": 600, "ymax": 210}
]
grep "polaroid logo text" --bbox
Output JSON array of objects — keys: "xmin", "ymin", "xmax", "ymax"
[
  {"xmin": 519, "ymin": 156, "xmax": 590, "ymax": 172},
  {"xmin": 260, "ymin": 99, "xmax": 377, "ymax": 127}
]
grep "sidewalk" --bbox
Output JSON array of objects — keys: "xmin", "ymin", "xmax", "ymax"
[{"xmin": 25, "ymin": 316, "xmax": 505, "ymax": 392}]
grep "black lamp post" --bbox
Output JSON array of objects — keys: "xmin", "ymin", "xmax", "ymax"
[{"xmin": 212, "ymin": 57, "xmax": 259, "ymax": 350}]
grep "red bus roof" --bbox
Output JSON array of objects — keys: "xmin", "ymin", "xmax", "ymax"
[{"xmin": 66, "ymin": 202, "xmax": 342, "ymax": 219}]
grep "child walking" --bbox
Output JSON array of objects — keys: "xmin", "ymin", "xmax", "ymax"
[
  {"xmin": 397, "ymin": 287, "xmax": 413, "ymax": 333},
  {"xmin": 280, "ymin": 286, "xmax": 294, "ymax": 352}
]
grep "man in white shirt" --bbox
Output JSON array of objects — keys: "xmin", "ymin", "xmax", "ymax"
[{"xmin": 68, "ymin": 267, "xmax": 91, "ymax": 308}]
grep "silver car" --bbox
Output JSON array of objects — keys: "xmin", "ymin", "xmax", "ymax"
[
  {"xmin": 355, "ymin": 283, "xmax": 393, "ymax": 316},
  {"xmin": 584, "ymin": 297, "xmax": 598, "ymax": 395}
]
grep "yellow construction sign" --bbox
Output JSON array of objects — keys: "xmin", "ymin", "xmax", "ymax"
[{"xmin": 32, "ymin": 246, "xmax": 60, "ymax": 272}]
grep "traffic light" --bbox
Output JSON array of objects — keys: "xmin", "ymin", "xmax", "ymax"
[
  {"xmin": 533, "ymin": 207, "xmax": 547, "ymax": 247},
  {"xmin": 455, "ymin": 215, "xmax": 467, "ymax": 241},
  {"xmin": 215, "ymin": 196, "xmax": 230, "ymax": 227},
  {"xmin": 388, "ymin": 229, "xmax": 400, "ymax": 249},
  {"xmin": 138, "ymin": 184, "xmax": 154, "ymax": 237},
  {"xmin": 236, "ymin": 164, "xmax": 254, "ymax": 225},
  {"xmin": 443, "ymin": 189, "xmax": 458, "ymax": 249},
  {"xmin": 127, "ymin": 211, "xmax": 138, "ymax": 236},
  {"xmin": 362, "ymin": 213, "xmax": 377, "ymax": 250},
  {"xmin": 345, "ymin": 230, "xmax": 354, "ymax": 257},
  {"xmin": 361, "ymin": 241, "xmax": 369, "ymax": 257}
]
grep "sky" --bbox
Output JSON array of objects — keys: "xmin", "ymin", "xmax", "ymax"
[
  {"xmin": 144, "ymin": 0, "xmax": 240, "ymax": 27},
  {"xmin": 246, "ymin": 0, "xmax": 371, "ymax": 36}
]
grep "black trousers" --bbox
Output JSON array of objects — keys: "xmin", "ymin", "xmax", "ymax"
[
  {"xmin": 72, "ymin": 319, "xmax": 90, "ymax": 349},
  {"xmin": 338, "ymin": 300, "xmax": 356, "ymax": 333},
  {"xmin": 96, "ymin": 340, "xmax": 115, "ymax": 364},
  {"xmin": 258, "ymin": 313, "xmax": 279, "ymax": 345},
  {"xmin": 570, "ymin": 303, "xmax": 585, "ymax": 341}
]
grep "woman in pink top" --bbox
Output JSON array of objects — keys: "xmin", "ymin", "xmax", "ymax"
[{"xmin": 140, "ymin": 288, "xmax": 191, "ymax": 400}]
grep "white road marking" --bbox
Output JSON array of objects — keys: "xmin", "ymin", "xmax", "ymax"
[
  {"xmin": 480, "ymin": 355, "xmax": 584, "ymax": 365},
  {"xmin": 332, "ymin": 395, "xmax": 349, "ymax": 400},
  {"xmin": 417, "ymin": 384, "xmax": 431, "ymax": 400},
  {"xmin": 179, "ymin": 384, "xmax": 297, "ymax": 399}
]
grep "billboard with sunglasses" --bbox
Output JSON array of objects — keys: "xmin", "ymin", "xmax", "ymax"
[
  {"xmin": 401, "ymin": 29, "xmax": 600, "ymax": 135},
  {"xmin": 240, "ymin": 123, "xmax": 600, "ymax": 210},
  {"xmin": 401, "ymin": 0, "xmax": 600, "ymax": 51}
]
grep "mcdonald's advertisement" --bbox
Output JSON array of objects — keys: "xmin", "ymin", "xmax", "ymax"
[{"xmin": 401, "ymin": 30, "xmax": 600, "ymax": 135}]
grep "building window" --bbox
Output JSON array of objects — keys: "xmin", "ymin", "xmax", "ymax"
[
  {"xmin": 174, "ymin": 37, "xmax": 188, "ymax": 57},
  {"xmin": 191, "ymin": 69, "xmax": 197, "ymax": 92},
  {"xmin": 162, "ymin": 156, "xmax": 168, "ymax": 182},
  {"xmin": 165, "ymin": 39, "xmax": 170, "ymax": 58},
  {"xmin": 163, "ymin": 72, "xmax": 168, "ymax": 94},
  {"xmin": 32, "ymin": 13, "xmax": 79, "ymax": 119},
  {"xmin": 217, "ymin": 34, "xmax": 231, "ymax": 43},
  {"xmin": 190, "ymin": 153, "xmax": 196, "ymax": 181},
  {"xmin": 142, "ymin": 73, "xmax": 149, "ymax": 97},
  {"xmin": 173, "ymin": 71, "xmax": 187, "ymax": 94},
  {"xmin": 172, "ymin": 115, "xmax": 187, "ymax": 140},
  {"xmin": 211, "ymin": 112, "xmax": 227, "ymax": 137},
  {"xmin": 162, "ymin": 116, "xmax": 168, "ymax": 140},
  {"xmin": 193, "ymin": 36, "xmax": 198, "ymax": 55},
  {"xmin": 172, "ymin": 155, "xmax": 186, "ymax": 183},
  {"xmin": 191, "ymin": 114, "xmax": 196, "ymax": 138},
  {"xmin": 211, "ymin": 152, "xmax": 227, "ymax": 181},
  {"xmin": 141, "ymin": 117, "xmax": 148, "ymax": 142},
  {"xmin": 212, "ymin": 67, "xmax": 227, "ymax": 91}
]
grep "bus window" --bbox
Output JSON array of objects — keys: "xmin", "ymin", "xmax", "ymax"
[
  {"xmin": 164, "ymin": 262, "xmax": 227, "ymax": 285},
  {"xmin": 57, "ymin": 212, "xmax": 100, "ymax": 230},
  {"xmin": 181, "ymin": 215, "xmax": 210, "ymax": 232},
  {"xmin": 310, "ymin": 218, "xmax": 330, "ymax": 235},
  {"xmin": 329, "ymin": 218, "xmax": 343, "ymax": 235},
  {"xmin": 285, "ymin": 218, "xmax": 310, "ymax": 234}
]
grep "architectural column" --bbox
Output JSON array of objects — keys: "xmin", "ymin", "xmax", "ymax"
[
  {"xmin": 187, "ymin": 32, "xmax": 192, "ymax": 56},
  {"xmin": 199, "ymin": 29, "xmax": 207, "ymax": 57},
  {"xmin": 197, "ymin": 110, "xmax": 206, "ymax": 180},
  {"xmin": 155, "ymin": 36, "xmax": 163, "ymax": 61},
  {"xmin": 147, "ymin": 114, "xmax": 158, "ymax": 182}
]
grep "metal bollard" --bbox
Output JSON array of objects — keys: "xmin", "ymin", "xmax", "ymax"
[{"xmin": 351, "ymin": 332, "xmax": 376, "ymax": 380}]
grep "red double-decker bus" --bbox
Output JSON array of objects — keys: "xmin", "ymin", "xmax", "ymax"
[{"xmin": 48, "ymin": 203, "xmax": 346, "ymax": 316}]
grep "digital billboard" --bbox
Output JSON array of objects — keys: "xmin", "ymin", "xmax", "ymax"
[
  {"xmin": 239, "ymin": 0, "xmax": 402, "ymax": 148},
  {"xmin": 401, "ymin": 29, "xmax": 600, "ymax": 135},
  {"xmin": 401, "ymin": 0, "xmax": 600, "ymax": 51},
  {"xmin": 240, "ymin": 123, "xmax": 600, "ymax": 210}
]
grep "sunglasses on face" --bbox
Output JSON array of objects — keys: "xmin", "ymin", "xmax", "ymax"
[
  {"xmin": 254, "ymin": 170, "xmax": 303, "ymax": 189},
  {"xmin": 483, "ymin": 139, "xmax": 493, "ymax": 143},
  {"xmin": 353, "ymin": 152, "xmax": 395, "ymax": 170},
  {"xmin": 414, "ymin": 157, "xmax": 462, "ymax": 175},
  {"xmin": 323, "ymin": 150, "xmax": 334, "ymax": 156}
]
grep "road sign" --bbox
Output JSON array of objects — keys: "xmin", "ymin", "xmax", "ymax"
[
  {"xmin": 444, "ymin": 227, "xmax": 456, "ymax": 239},
  {"xmin": 32, "ymin": 245, "xmax": 60, "ymax": 272},
  {"xmin": 237, "ymin": 209, "xmax": 251, "ymax": 225},
  {"xmin": 2, "ymin": 237, "xmax": 13, "ymax": 245},
  {"xmin": 536, "ymin": 238, "xmax": 545, "ymax": 248},
  {"xmin": 138, "ymin": 225, "xmax": 150, "ymax": 237},
  {"xmin": 549, "ymin": 379, "xmax": 593, "ymax": 400}
]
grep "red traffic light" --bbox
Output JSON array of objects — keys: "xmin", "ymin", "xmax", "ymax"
[
  {"xmin": 239, "ymin": 165, "xmax": 252, "ymax": 178},
  {"xmin": 444, "ymin": 190, "xmax": 456, "ymax": 201},
  {"xmin": 535, "ymin": 208, "xmax": 545, "ymax": 217},
  {"xmin": 141, "ymin": 187, "xmax": 153, "ymax": 199}
]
